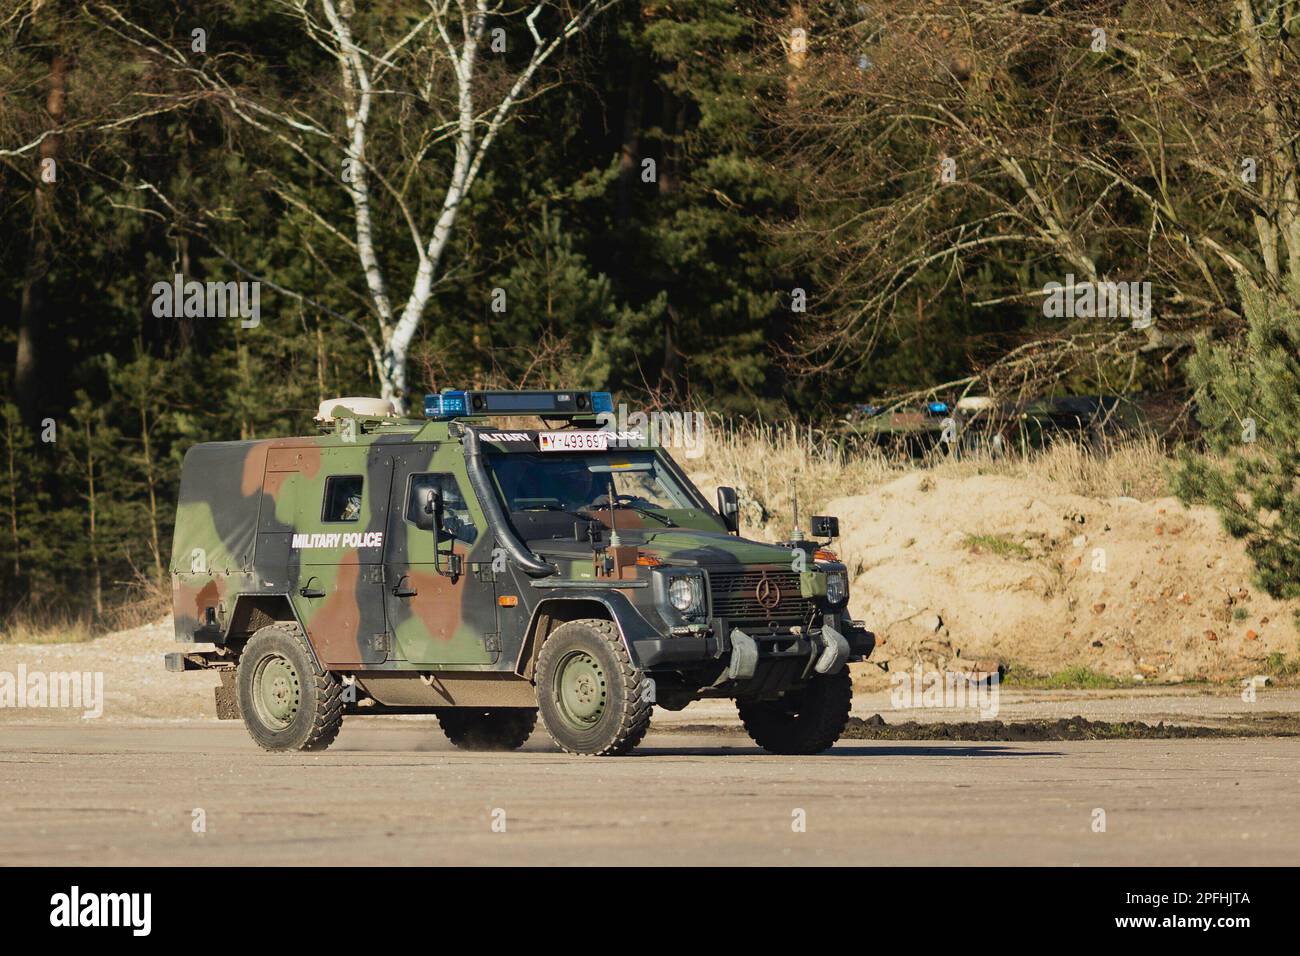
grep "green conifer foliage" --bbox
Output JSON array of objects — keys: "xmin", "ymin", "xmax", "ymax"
[{"xmin": 1173, "ymin": 279, "xmax": 1300, "ymax": 600}]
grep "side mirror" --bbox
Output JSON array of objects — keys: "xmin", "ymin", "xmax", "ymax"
[
  {"xmin": 418, "ymin": 487, "xmax": 444, "ymax": 533},
  {"xmin": 810, "ymin": 515, "xmax": 839, "ymax": 540},
  {"xmin": 716, "ymin": 486, "xmax": 740, "ymax": 534}
]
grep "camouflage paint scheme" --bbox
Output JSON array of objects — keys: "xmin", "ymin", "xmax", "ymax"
[
  {"xmin": 170, "ymin": 409, "xmax": 873, "ymax": 691},
  {"xmin": 172, "ymin": 418, "xmax": 502, "ymax": 670}
]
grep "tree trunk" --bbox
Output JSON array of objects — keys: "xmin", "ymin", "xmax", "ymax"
[
  {"xmin": 83, "ymin": 417, "xmax": 102, "ymax": 619},
  {"xmin": 5, "ymin": 413, "xmax": 19, "ymax": 580},
  {"xmin": 14, "ymin": 52, "xmax": 69, "ymax": 423},
  {"xmin": 139, "ymin": 405, "xmax": 163, "ymax": 581},
  {"xmin": 617, "ymin": 54, "xmax": 645, "ymax": 224},
  {"xmin": 316, "ymin": 323, "xmax": 328, "ymax": 405}
]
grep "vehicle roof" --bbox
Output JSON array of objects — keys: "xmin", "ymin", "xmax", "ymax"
[{"xmin": 182, "ymin": 421, "xmax": 656, "ymax": 455}]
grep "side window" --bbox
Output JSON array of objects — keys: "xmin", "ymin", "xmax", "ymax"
[
  {"xmin": 407, "ymin": 473, "xmax": 477, "ymax": 543},
  {"xmin": 322, "ymin": 475, "xmax": 364, "ymax": 522}
]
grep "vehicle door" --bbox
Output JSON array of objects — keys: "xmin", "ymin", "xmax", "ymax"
[
  {"xmin": 382, "ymin": 451, "xmax": 499, "ymax": 665},
  {"xmin": 276, "ymin": 445, "xmax": 392, "ymax": 666}
]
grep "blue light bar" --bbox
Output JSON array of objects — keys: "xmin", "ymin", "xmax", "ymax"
[
  {"xmin": 927, "ymin": 401, "xmax": 949, "ymax": 415},
  {"xmin": 424, "ymin": 390, "xmax": 468, "ymax": 419},
  {"xmin": 423, "ymin": 389, "xmax": 615, "ymax": 419}
]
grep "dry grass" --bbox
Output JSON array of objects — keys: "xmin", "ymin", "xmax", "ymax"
[
  {"xmin": 0, "ymin": 575, "xmax": 171, "ymax": 645},
  {"xmin": 683, "ymin": 421, "xmax": 1174, "ymax": 540},
  {"xmin": 0, "ymin": 611, "xmax": 99, "ymax": 645},
  {"xmin": 1021, "ymin": 435, "xmax": 1172, "ymax": 499}
]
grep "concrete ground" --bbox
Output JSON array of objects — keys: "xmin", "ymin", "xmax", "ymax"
[{"xmin": 3, "ymin": 719, "xmax": 1298, "ymax": 866}]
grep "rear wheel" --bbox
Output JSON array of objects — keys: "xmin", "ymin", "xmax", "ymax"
[
  {"xmin": 436, "ymin": 708, "xmax": 537, "ymax": 751},
  {"xmin": 237, "ymin": 622, "xmax": 343, "ymax": 752},
  {"xmin": 737, "ymin": 670, "xmax": 852, "ymax": 755},
  {"xmin": 534, "ymin": 619, "xmax": 651, "ymax": 756}
]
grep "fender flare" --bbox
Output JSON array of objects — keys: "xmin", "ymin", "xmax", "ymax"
[
  {"xmin": 515, "ymin": 589, "xmax": 660, "ymax": 675},
  {"xmin": 227, "ymin": 592, "xmax": 325, "ymax": 671}
]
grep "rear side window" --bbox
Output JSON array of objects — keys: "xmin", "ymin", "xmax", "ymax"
[{"xmin": 322, "ymin": 475, "xmax": 364, "ymax": 522}]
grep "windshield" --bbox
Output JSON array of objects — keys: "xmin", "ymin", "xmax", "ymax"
[{"xmin": 486, "ymin": 450, "xmax": 718, "ymax": 533}]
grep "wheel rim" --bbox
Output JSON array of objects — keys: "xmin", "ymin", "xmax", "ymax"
[
  {"xmin": 252, "ymin": 653, "xmax": 301, "ymax": 730},
  {"xmin": 553, "ymin": 650, "xmax": 607, "ymax": 730}
]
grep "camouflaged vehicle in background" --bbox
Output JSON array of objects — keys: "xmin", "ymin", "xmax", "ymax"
[
  {"xmin": 842, "ymin": 393, "xmax": 1178, "ymax": 457},
  {"xmin": 166, "ymin": 390, "xmax": 874, "ymax": 756}
]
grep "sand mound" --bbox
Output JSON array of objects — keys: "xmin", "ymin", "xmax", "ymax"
[{"xmin": 831, "ymin": 472, "xmax": 1298, "ymax": 686}]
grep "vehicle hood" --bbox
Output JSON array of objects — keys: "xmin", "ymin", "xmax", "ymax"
[
  {"xmin": 637, "ymin": 529, "xmax": 799, "ymax": 566},
  {"xmin": 532, "ymin": 528, "xmax": 796, "ymax": 567}
]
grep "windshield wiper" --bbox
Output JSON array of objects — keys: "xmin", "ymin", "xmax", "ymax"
[
  {"xmin": 616, "ymin": 504, "xmax": 675, "ymax": 526},
  {"xmin": 519, "ymin": 504, "xmax": 596, "ymax": 522}
]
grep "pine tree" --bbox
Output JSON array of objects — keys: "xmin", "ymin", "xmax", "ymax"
[
  {"xmin": 0, "ymin": 402, "xmax": 60, "ymax": 607},
  {"xmin": 1173, "ymin": 278, "xmax": 1300, "ymax": 600},
  {"xmin": 105, "ymin": 350, "xmax": 184, "ymax": 585},
  {"xmin": 65, "ymin": 392, "xmax": 121, "ymax": 620}
]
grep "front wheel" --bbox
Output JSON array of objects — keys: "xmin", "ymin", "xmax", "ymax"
[
  {"xmin": 737, "ymin": 670, "xmax": 853, "ymax": 755},
  {"xmin": 534, "ymin": 619, "xmax": 651, "ymax": 756},
  {"xmin": 236, "ymin": 623, "xmax": 343, "ymax": 752}
]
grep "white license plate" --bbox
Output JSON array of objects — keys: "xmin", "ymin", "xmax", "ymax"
[{"xmin": 539, "ymin": 431, "xmax": 608, "ymax": 452}]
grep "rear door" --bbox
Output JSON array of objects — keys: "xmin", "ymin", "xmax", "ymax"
[{"xmin": 382, "ymin": 450, "xmax": 499, "ymax": 666}]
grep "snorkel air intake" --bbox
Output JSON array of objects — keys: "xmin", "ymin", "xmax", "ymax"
[{"xmin": 462, "ymin": 427, "xmax": 556, "ymax": 577}]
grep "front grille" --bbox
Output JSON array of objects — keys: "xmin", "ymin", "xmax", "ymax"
[{"xmin": 707, "ymin": 568, "xmax": 815, "ymax": 626}]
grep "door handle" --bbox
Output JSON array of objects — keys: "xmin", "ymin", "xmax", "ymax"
[
  {"xmin": 299, "ymin": 585, "xmax": 325, "ymax": 598},
  {"xmin": 393, "ymin": 578, "xmax": 417, "ymax": 598}
]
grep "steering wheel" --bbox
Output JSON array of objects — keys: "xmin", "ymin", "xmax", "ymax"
[{"xmin": 595, "ymin": 492, "xmax": 652, "ymax": 508}]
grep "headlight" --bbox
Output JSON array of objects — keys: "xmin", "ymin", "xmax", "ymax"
[
  {"xmin": 668, "ymin": 575, "xmax": 706, "ymax": 616},
  {"xmin": 825, "ymin": 570, "xmax": 848, "ymax": 605}
]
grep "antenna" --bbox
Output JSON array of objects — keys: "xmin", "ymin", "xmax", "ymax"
[
  {"xmin": 607, "ymin": 476, "xmax": 622, "ymax": 548},
  {"xmin": 790, "ymin": 479, "xmax": 805, "ymax": 542}
]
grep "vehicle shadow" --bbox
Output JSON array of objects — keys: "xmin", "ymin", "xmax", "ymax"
[{"xmin": 626, "ymin": 743, "xmax": 1066, "ymax": 758}]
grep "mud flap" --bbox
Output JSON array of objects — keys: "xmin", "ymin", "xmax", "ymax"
[
  {"xmin": 814, "ymin": 625, "xmax": 851, "ymax": 675},
  {"xmin": 215, "ymin": 668, "xmax": 241, "ymax": 720},
  {"xmin": 727, "ymin": 629, "xmax": 759, "ymax": 681}
]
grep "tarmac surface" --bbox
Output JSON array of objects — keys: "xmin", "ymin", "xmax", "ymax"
[{"xmin": 4, "ymin": 719, "xmax": 1299, "ymax": 865}]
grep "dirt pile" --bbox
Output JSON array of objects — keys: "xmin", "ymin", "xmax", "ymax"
[
  {"xmin": 830, "ymin": 473, "xmax": 1299, "ymax": 687},
  {"xmin": 842, "ymin": 713, "xmax": 1300, "ymax": 741}
]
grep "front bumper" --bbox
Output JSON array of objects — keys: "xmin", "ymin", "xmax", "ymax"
[{"xmin": 633, "ymin": 615, "xmax": 874, "ymax": 671}]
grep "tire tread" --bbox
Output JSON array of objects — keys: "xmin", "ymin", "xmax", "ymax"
[
  {"xmin": 240, "ymin": 622, "xmax": 343, "ymax": 753},
  {"xmin": 535, "ymin": 618, "xmax": 651, "ymax": 756},
  {"xmin": 736, "ymin": 669, "xmax": 852, "ymax": 755}
]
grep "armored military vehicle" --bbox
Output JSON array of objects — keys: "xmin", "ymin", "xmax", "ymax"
[{"xmin": 166, "ymin": 390, "xmax": 874, "ymax": 756}]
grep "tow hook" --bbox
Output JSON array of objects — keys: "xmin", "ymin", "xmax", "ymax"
[{"xmin": 814, "ymin": 625, "xmax": 850, "ymax": 675}]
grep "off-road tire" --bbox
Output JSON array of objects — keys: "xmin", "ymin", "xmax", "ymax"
[
  {"xmin": 436, "ymin": 708, "xmax": 537, "ymax": 751},
  {"xmin": 737, "ymin": 669, "xmax": 853, "ymax": 755},
  {"xmin": 534, "ymin": 619, "xmax": 651, "ymax": 756},
  {"xmin": 237, "ymin": 622, "xmax": 343, "ymax": 752}
]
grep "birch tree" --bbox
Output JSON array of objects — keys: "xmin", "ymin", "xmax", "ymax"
[{"xmin": 94, "ymin": 0, "xmax": 617, "ymax": 411}]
